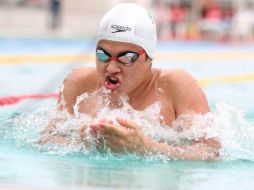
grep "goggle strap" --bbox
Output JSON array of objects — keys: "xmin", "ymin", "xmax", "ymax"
[{"xmin": 138, "ymin": 49, "xmax": 145, "ymax": 55}]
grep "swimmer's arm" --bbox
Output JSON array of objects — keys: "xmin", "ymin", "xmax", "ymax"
[
  {"xmin": 97, "ymin": 118, "xmax": 220, "ymax": 160},
  {"xmin": 39, "ymin": 68, "xmax": 97, "ymax": 145},
  {"xmin": 38, "ymin": 80, "xmax": 87, "ymax": 145},
  {"xmin": 144, "ymin": 138, "xmax": 221, "ymax": 160},
  {"xmin": 163, "ymin": 71, "xmax": 221, "ymax": 159},
  {"xmin": 171, "ymin": 70, "xmax": 210, "ymax": 116},
  {"xmin": 38, "ymin": 119, "xmax": 90, "ymax": 145}
]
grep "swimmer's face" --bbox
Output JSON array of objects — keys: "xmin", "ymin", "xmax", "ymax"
[{"xmin": 96, "ymin": 40, "xmax": 151, "ymax": 96}]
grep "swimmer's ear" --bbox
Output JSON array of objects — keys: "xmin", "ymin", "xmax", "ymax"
[{"xmin": 145, "ymin": 56, "xmax": 152, "ymax": 67}]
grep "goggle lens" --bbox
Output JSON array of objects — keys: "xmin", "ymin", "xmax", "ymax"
[
  {"xmin": 118, "ymin": 53, "xmax": 138, "ymax": 65},
  {"xmin": 96, "ymin": 49, "xmax": 110, "ymax": 62},
  {"xmin": 96, "ymin": 49, "xmax": 144, "ymax": 66}
]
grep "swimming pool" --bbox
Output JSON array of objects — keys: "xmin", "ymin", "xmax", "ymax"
[{"xmin": 0, "ymin": 38, "xmax": 254, "ymax": 190}]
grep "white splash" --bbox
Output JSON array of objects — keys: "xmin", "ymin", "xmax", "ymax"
[{"xmin": 8, "ymin": 88, "xmax": 254, "ymax": 161}]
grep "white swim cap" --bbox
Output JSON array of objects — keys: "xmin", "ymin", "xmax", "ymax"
[{"xmin": 96, "ymin": 3, "xmax": 157, "ymax": 59}]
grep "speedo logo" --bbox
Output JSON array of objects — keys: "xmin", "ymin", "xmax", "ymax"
[{"xmin": 111, "ymin": 25, "xmax": 131, "ymax": 33}]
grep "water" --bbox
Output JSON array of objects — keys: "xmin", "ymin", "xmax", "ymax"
[
  {"xmin": 4, "ymin": 92, "xmax": 254, "ymax": 160},
  {"xmin": 1, "ymin": 91, "xmax": 254, "ymax": 190},
  {"xmin": 0, "ymin": 38, "xmax": 254, "ymax": 189}
]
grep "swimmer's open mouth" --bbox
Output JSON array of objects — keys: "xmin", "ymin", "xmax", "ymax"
[
  {"xmin": 107, "ymin": 76, "xmax": 119, "ymax": 84},
  {"xmin": 105, "ymin": 76, "xmax": 120, "ymax": 91}
]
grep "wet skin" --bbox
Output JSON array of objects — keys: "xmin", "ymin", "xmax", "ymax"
[{"xmin": 55, "ymin": 40, "xmax": 220, "ymax": 160}]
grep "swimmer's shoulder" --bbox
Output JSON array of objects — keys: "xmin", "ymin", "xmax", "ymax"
[
  {"xmin": 60, "ymin": 67, "xmax": 98, "ymax": 114},
  {"xmin": 156, "ymin": 68, "xmax": 196, "ymax": 91},
  {"xmin": 156, "ymin": 68, "xmax": 209, "ymax": 114},
  {"xmin": 155, "ymin": 68, "xmax": 199, "ymax": 103},
  {"xmin": 64, "ymin": 67, "xmax": 98, "ymax": 92}
]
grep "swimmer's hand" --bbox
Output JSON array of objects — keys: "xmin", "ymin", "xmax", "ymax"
[
  {"xmin": 91, "ymin": 117, "xmax": 221, "ymax": 160},
  {"xmin": 38, "ymin": 120, "xmax": 89, "ymax": 146},
  {"xmin": 90, "ymin": 117, "xmax": 151, "ymax": 154}
]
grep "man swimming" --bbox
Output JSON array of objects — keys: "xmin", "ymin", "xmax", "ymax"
[{"xmin": 49, "ymin": 3, "xmax": 220, "ymax": 160}]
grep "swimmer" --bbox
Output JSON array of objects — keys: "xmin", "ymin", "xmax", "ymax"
[{"xmin": 47, "ymin": 3, "xmax": 220, "ymax": 160}]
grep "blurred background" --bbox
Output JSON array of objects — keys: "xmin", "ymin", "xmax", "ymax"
[
  {"xmin": 0, "ymin": 0, "xmax": 254, "ymax": 43},
  {"xmin": 1, "ymin": 3, "xmax": 254, "ymax": 190}
]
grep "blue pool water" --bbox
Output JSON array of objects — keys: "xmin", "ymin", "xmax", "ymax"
[{"xmin": 0, "ymin": 38, "xmax": 254, "ymax": 189}]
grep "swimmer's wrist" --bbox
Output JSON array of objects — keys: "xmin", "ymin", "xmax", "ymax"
[
  {"xmin": 142, "ymin": 138, "xmax": 170, "ymax": 155},
  {"xmin": 143, "ymin": 140, "xmax": 182, "ymax": 159}
]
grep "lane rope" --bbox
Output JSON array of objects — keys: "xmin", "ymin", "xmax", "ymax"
[
  {"xmin": 1, "ymin": 73, "xmax": 254, "ymax": 107},
  {"xmin": 0, "ymin": 93, "xmax": 58, "ymax": 106}
]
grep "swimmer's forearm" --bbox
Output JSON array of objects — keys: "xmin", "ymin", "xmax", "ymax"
[{"xmin": 144, "ymin": 139, "xmax": 220, "ymax": 160}]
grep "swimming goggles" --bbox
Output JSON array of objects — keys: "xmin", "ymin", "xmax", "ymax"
[{"xmin": 96, "ymin": 48, "xmax": 145, "ymax": 66}]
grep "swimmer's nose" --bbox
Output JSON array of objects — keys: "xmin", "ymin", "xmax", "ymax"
[{"xmin": 105, "ymin": 60, "xmax": 121, "ymax": 74}]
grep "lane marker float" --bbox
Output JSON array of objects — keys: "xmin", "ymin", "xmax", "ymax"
[
  {"xmin": 0, "ymin": 93, "xmax": 58, "ymax": 106},
  {"xmin": 1, "ymin": 73, "xmax": 254, "ymax": 106}
]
